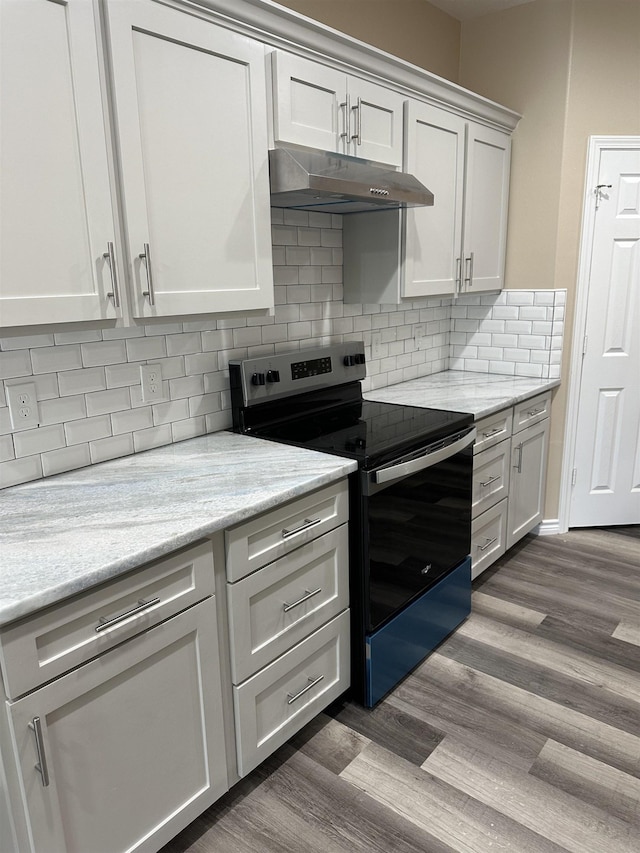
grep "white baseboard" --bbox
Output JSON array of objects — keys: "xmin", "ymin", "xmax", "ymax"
[{"xmin": 535, "ymin": 518, "xmax": 561, "ymax": 536}]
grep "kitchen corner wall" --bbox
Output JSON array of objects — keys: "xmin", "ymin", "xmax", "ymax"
[{"xmin": 0, "ymin": 211, "xmax": 564, "ymax": 490}]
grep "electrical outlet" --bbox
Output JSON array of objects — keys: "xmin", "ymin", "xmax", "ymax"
[
  {"xmin": 414, "ymin": 323, "xmax": 427, "ymax": 350},
  {"xmin": 371, "ymin": 331, "xmax": 383, "ymax": 360},
  {"xmin": 140, "ymin": 363, "xmax": 165, "ymax": 402},
  {"xmin": 6, "ymin": 382, "xmax": 40, "ymax": 430}
]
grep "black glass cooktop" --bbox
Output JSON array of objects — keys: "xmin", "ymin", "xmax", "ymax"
[{"xmin": 250, "ymin": 398, "xmax": 473, "ymax": 468}]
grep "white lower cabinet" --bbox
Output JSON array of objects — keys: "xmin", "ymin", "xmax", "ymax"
[
  {"xmin": 471, "ymin": 392, "xmax": 551, "ymax": 578},
  {"xmin": 0, "ymin": 542, "xmax": 228, "ymax": 853},
  {"xmin": 225, "ymin": 481, "xmax": 350, "ymax": 778},
  {"xmin": 4, "ymin": 597, "xmax": 227, "ymax": 853}
]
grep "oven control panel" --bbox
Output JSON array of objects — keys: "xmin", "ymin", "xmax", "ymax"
[{"xmin": 230, "ymin": 342, "xmax": 366, "ymax": 407}]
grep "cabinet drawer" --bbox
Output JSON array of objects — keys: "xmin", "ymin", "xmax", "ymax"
[
  {"xmin": 233, "ymin": 610, "xmax": 350, "ymax": 777},
  {"xmin": 225, "ymin": 480, "xmax": 348, "ymax": 582},
  {"xmin": 474, "ymin": 409, "xmax": 513, "ymax": 454},
  {"xmin": 471, "ymin": 499, "xmax": 508, "ymax": 579},
  {"xmin": 472, "ymin": 441, "xmax": 510, "ymax": 517},
  {"xmin": 0, "ymin": 541, "xmax": 215, "ymax": 699},
  {"xmin": 512, "ymin": 391, "xmax": 551, "ymax": 433},
  {"xmin": 228, "ymin": 524, "xmax": 349, "ymax": 683}
]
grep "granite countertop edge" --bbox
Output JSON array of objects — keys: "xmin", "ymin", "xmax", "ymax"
[
  {"xmin": 0, "ymin": 432, "xmax": 357, "ymax": 628},
  {"xmin": 364, "ymin": 370, "xmax": 561, "ymax": 419}
]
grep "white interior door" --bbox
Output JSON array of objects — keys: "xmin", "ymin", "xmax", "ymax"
[{"xmin": 570, "ymin": 143, "xmax": 640, "ymax": 527}]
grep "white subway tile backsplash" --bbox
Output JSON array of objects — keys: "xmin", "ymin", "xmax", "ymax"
[
  {"xmin": 32, "ymin": 345, "xmax": 82, "ymax": 374},
  {"xmin": 0, "ymin": 454, "xmax": 42, "ymax": 488},
  {"xmin": 126, "ymin": 335, "xmax": 167, "ymax": 362},
  {"xmin": 14, "ymin": 424, "xmax": 66, "ymax": 458},
  {"xmin": 89, "ymin": 433, "xmax": 134, "ymax": 464},
  {"xmin": 42, "ymin": 443, "xmax": 91, "ymax": 478},
  {"xmin": 64, "ymin": 415, "xmax": 112, "ymax": 446},
  {"xmin": 0, "ymin": 197, "xmax": 565, "ymax": 490},
  {"xmin": 39, "ymin": 395, "xmax": 86, "ymax": 426},
  {"xmin": 59, "ymin": 367, "xmax": 107, "ymax": 396},
  {"xmin": 133, "ymin": 424, "xmax": 173, "ymax": 453}
]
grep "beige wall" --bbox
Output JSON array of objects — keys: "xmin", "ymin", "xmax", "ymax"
[
  {"xmin": 460, "ymin": 0, "xmax": 640, "ymax": 519},
  {"xmin": 272, "ymin": 0, "xmax": 461, "ymax": 82}
]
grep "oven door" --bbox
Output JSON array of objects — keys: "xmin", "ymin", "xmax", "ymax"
[{"xmin": 362, "ymin": 427, "xmax": 475, "ymax": 632}]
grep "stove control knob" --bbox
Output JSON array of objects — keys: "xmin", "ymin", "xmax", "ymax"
[
  {"xmin": 355, "ymin": 352, "xmax": 366, "ymax": 365},
  {"xmin": 266, "ymin": 369, "xmax": 280, "ymax": 383},
  {"xmin": 343, "ymin": 355, "xmax": 356, "ymax": 367},
  {"xmin": 251, "ymin": 372, "xmax": 266, "ymax": 386}
]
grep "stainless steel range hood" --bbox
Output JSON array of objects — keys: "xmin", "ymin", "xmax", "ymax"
[{"xmin": 269, "ymin": 147, "xmax": 434, "ymax": 214}]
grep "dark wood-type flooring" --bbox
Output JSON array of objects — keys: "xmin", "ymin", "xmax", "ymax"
[{"xmin": 162, "ymin": 526, "xmax": 640, "ymax": 853}]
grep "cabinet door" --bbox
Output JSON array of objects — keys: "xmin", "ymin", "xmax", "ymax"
[
  {"xmin": 7, "ymin": 598, "xmax": 227, "ymax": 853},
  {"xmin": 0, "ymin": 0, "xmax": 118, "ymax": 327},
  {"xmin": 346, "ymin": 79, "xmax": 404, "ymax": 166},
  {"xmin": 507, "ymin": 419, "xmax": 549, "ymax": 549},
  {"xmin": 403, "ymin": 101, "xmax": 465, "ymax": 298},
  {"xmin": 106, "ymin": 0, "xmax": 273, "ymax": 318},
  {"xmin": 462, "ymin": 123, "xmax": 511, "ymax": 293},
  {"xmin": 271, "ymin": 51, "xmax": 346, "ymax": 152}
]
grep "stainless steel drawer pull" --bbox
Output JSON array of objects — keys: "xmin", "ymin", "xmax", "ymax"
[
  {"xmin": 283, "ymin": 587, "xmax": 322, "ymax": 613},
  {"xmin": 480, "ymin": 474, "xmax": 501, "ymax": 488},
  {"xmin": 281, "ymin": 517, "xmax": 322, "ymax": 539},
  {"xmin": 478, "ymin": 536, "xmax": 498, "ymax": 552},
  {"xmin": 482, "ymin": 427, "xmax": 503, "ymax": 438},
  {"xmin": 95, "ymin": 597, "xmax": 160, "ymax": 633},
  {"xmin": 526, "ymin": 406, "xmax": 545, "ymax": 416},
  {"xmin": 139, "ymin": 242, "xmax": 155, "ymax": 305},
  {"xmin": 287, "ymin": 675, "xmax": 324, "ymax": 705},
  {"xmin": 28, "ymin": 717, "xmax": 49, "ymax": 787}
]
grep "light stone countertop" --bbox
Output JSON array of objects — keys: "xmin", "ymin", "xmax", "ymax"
[
  {"xmin": 365, "ymin": 370, "xmax": 560, "ymax": 419},
  {"xmin": 0, "ymin": 431, "xmax": 356, "ymax": 627}
]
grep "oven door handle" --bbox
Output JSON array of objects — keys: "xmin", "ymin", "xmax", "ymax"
[{"xmin": 373, "ymin": 427, "xmax": 476, "ymax": 486}]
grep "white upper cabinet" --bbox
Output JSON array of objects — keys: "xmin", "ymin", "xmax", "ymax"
[
  {"xmin": 0, "ymin": 0, "xmax": 119, "ymax": 327},
  {"xmin": 105, "ymin": 0, "xmax": 274, "ymax": 318},
  {"xmin": 404, "ymin": 101, "xmax": 511, "ymax": 298},
  {"xmin": 271, "ymin": 51, "xmax": 404, "ymax": 167}
]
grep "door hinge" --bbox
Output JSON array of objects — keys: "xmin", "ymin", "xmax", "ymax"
[
  {"xmin": 571, "ymin": 468, "xmax": 577, "ymax": 486},
  {"xmin": 582, "ymin": 334, "xmax": 588, "ymax": 355}
]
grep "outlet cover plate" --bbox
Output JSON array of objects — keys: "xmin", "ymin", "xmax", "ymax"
[{"xmin": 6, "ymin": 382, "xmax": 40, "ymax": 430}]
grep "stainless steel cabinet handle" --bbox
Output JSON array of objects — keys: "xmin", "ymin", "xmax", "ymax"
[
  {"xmin": 287, "ymin": 674, "xmax": 324, "ymax": 705},
  {"xmin": 28, "ymin": 717, "xmax": 50, "ymax": 787},
  {"xmin": 340, "ymin": 96, "xmax": 351, "ymax": 142},
  {"xmin": 281, "ymin": 517, "xmax": 321, "ymax": 539},
  {"xmin": 480, "ymin": 474, "xmax": 501, "ymax": 487},
  {"xmin": 464, "ymin": 252, "xmax": 474, "ymax": 288},
  {"xmin": 514, "ymin": 442, "xmax": 523, "ymax": 473},
  {"xmin": 95, "ymin": 597, "xmax": 160, "ymax": 633},
  {"xmin": 455, "ymin": 257, "xmax": 462, "ymax": 294},
  {"xmin": 103, "ymin": 242, "xmax": 120, "ymax": 308},
  {"xmin": 482, "ymin": 426, "xmax": 503, "ymax": 438},
  {"xmin": 526, "ymin": 406, "xmax": 545, "ymax": 417},
  {"xmin": 283, "ymin": 587, "xmax": 322, "ymax": 613},
  {"xmin": 139, "ymin": 243, "xmax": 155, "ymax": 305},
  {"xmin": 478, "ymin": 536, "xmax": 498, "ymax": 552},
  {"xmin": 351, "ymin": 96, "xmax": 362, "ymax": 144}
]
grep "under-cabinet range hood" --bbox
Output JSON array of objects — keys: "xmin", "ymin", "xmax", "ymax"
[{"xmin": 269, "ymin": 146, "xmax": 434, "ymax": 214}]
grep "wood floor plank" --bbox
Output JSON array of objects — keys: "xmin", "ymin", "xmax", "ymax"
[
  {"xmin": 411, "ymin": 653, "xmax": 640, "ymax": 779},
  {"xmin": 287, "ymin": 712, "xmax": 370, "ymax": 775},
  {"xmin": 455, "ymin": 611, "xmax": 640, "ymax": 704},
  {"xmin": 421, "ymin": 737, "xmax": 640, "ymax": 853},
  {"xmin": 341, "ymin": 741, "xmax": 568, "ymax": 853},
  {"xmin": 534, "ymin": 615, "xmax": 640, "ymax": 674},
  {"xmin": 613, "ymin": 619, "xmax": 640, "ymax": 647},
  {"xmin": 439, "ymin": 631, "xmax": 640, "ymax": 737},
  {"xmin": 471, "ymin": 589, "xmax": 547, "ymax": 629},
  {"xmin": 530, "ymin": 739, "xmax": 640, "ymax": 828}
]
